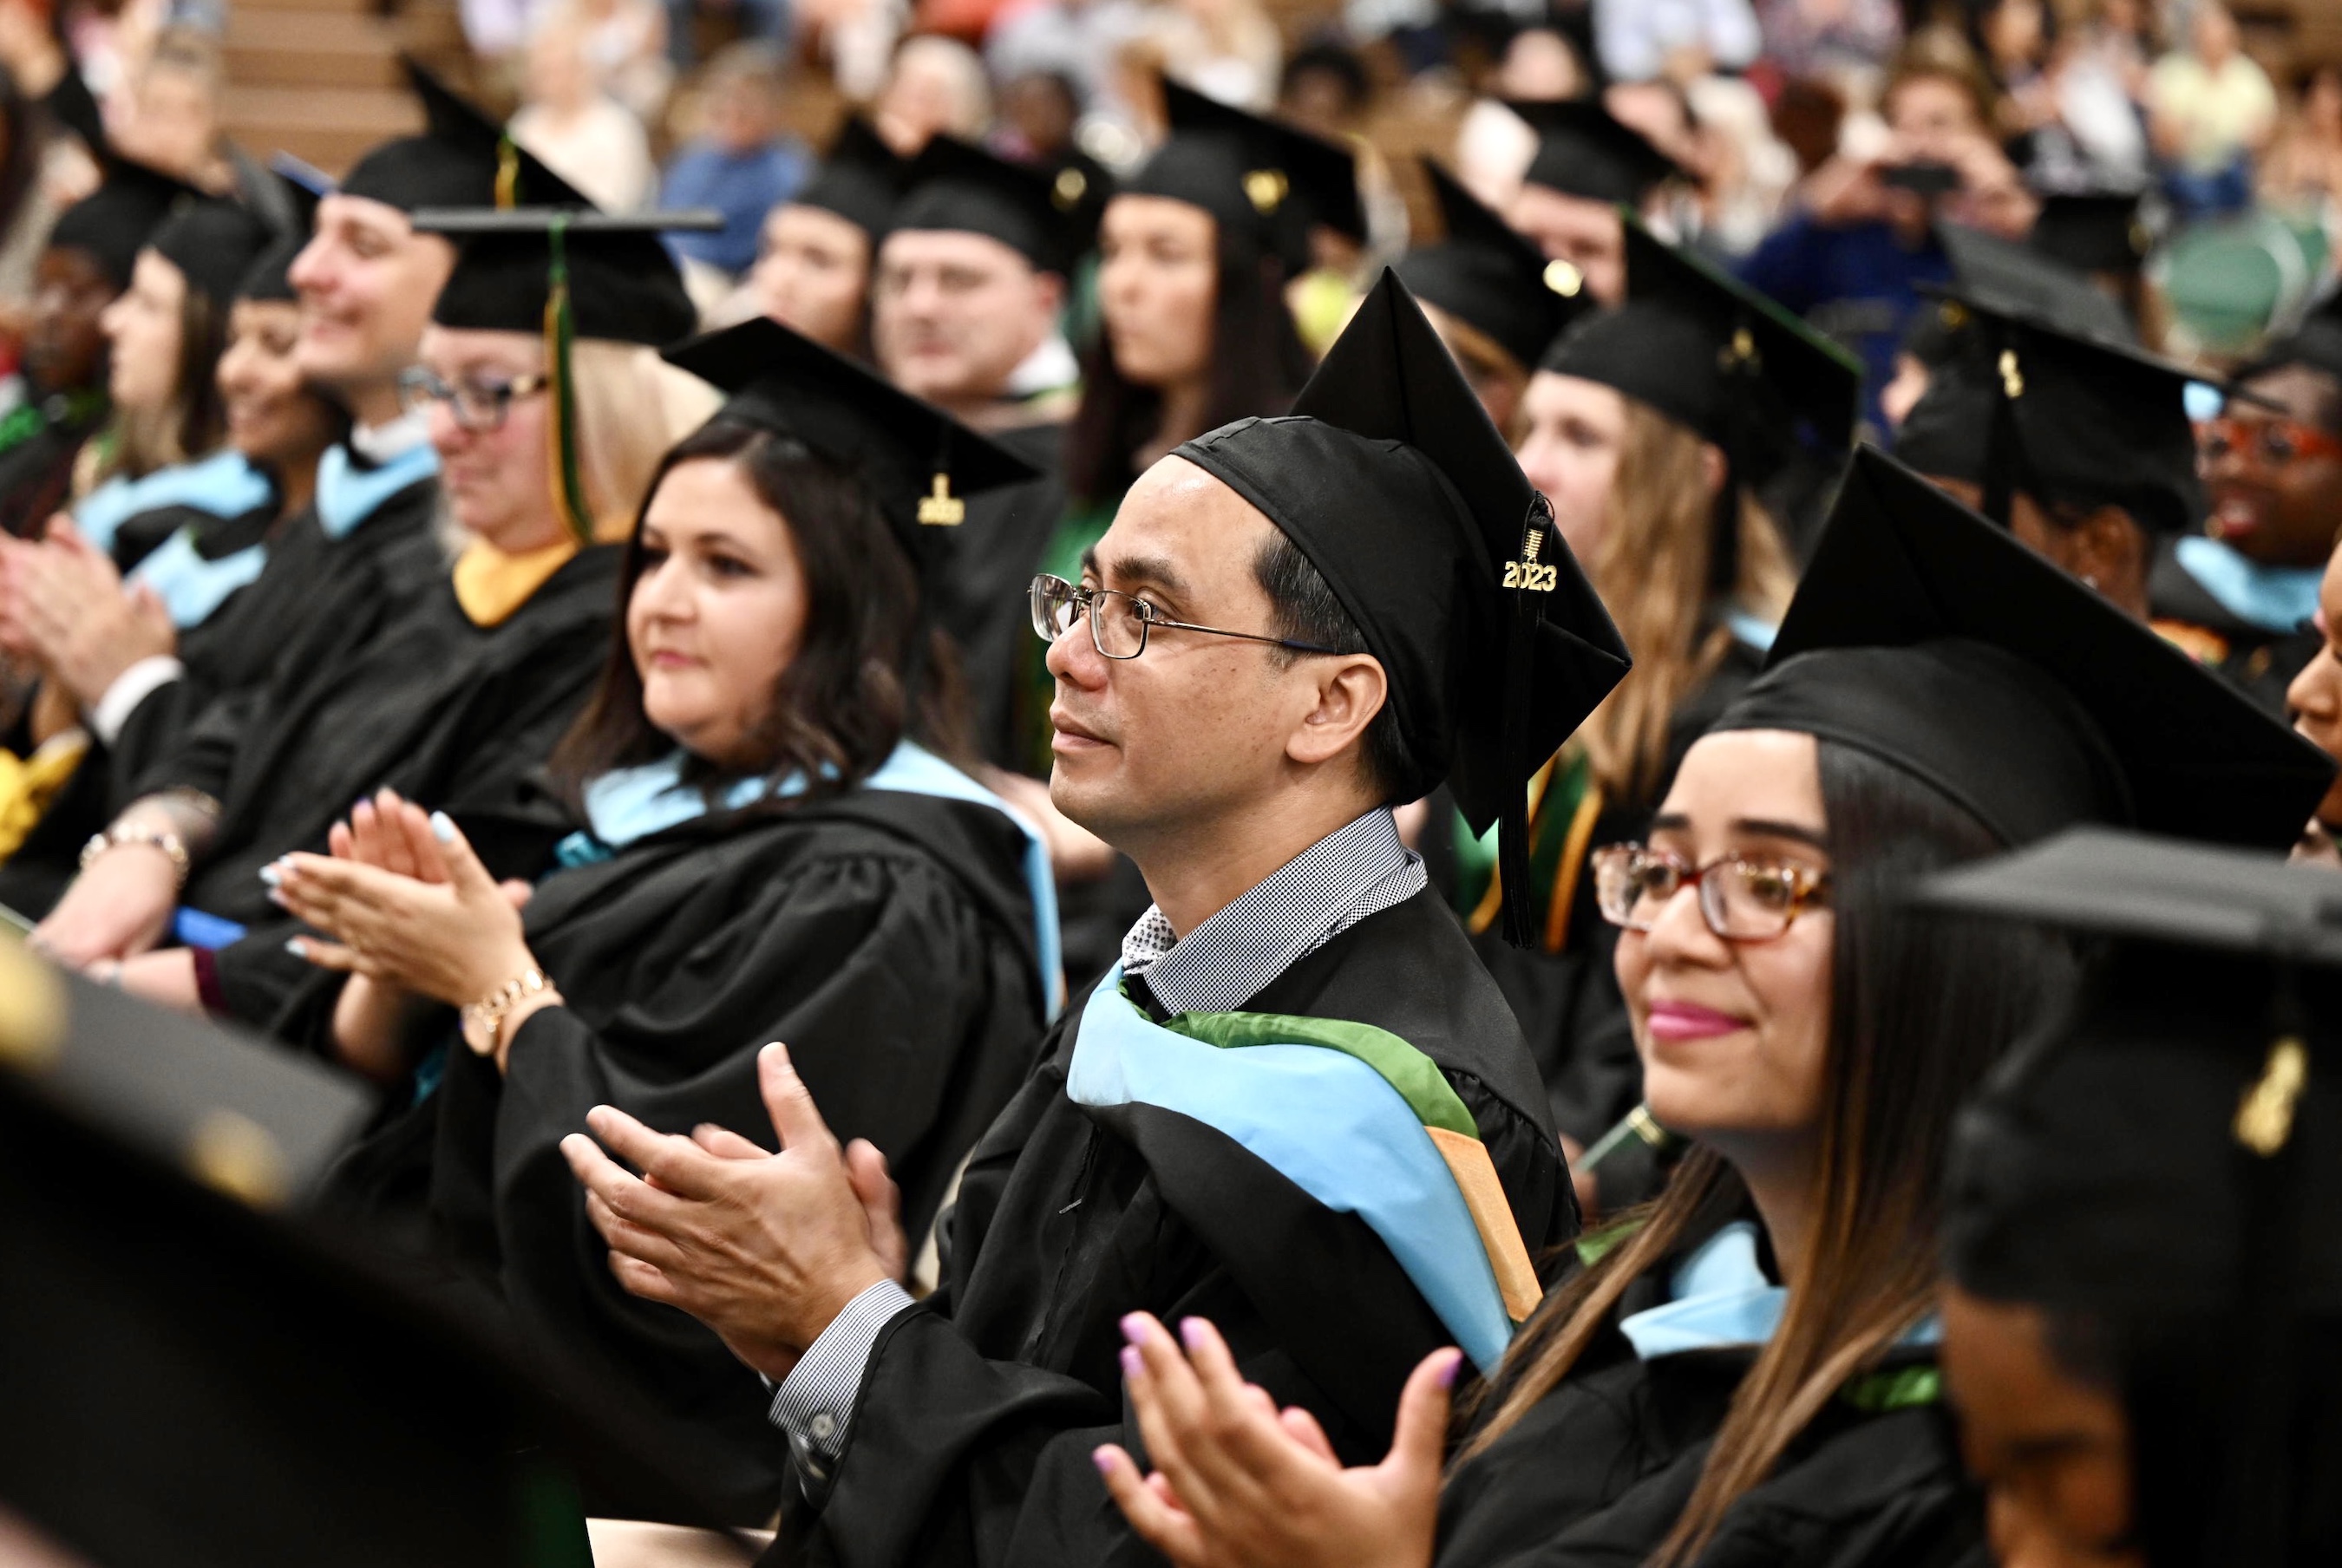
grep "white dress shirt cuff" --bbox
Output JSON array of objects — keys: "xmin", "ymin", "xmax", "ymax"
[
  {"xmin": 88, "ymin": 656, "xmax": 185, "ymax": 747},
  {"xmin": 768, "ymin": 1278, "xmax": 915, "ymax": 1478}
]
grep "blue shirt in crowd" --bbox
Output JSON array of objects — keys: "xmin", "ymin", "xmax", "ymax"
[
  {"xmin": 659, "ymin": 136, "xmax": 811, "ymax": 275},
  {"xmin": 1737, "ymin": 212, "xmax": 1953, "ymax": 435}
]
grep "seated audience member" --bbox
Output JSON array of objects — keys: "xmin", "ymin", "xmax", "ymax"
[
  {"xmin": 14, "ymin": 62, "xmax": 541, "ymax": 938},
  {"xmin": 0, "ymin": 193, "xmax": 318, "ymax": 906},
  {"xmin": 29, "ymin": 208, "xmax": 716, "ymax": 1030},
  {"xmin": 508, "ymin": 13, "xmax": 657, "ymax": 212},
  {"xmin": 1089, "ymin": 448, "xmax": 2332, "ymax": 1568},
  {"xmin": 2148, "ymin": 1, "xmax": 2274, "ymax": 222},
  {"xmin": 1929, "ymin": 833, "xmax": 2342, "ymax": 1568},
  {"xmin": 746, "ymin": 119, "xmax": 906, "ymax": 356},
  {"xmin": 1500, "ymin": 99, "xmax": 1681, "ymax": 309},
  {"xmin": 869, "ymin": 134, "xmax": 1087, "ymax": 780},
  {"xmin": 1497, "ymin": 224, "xmax": 1855, "ymax": 1213},
  {"xmin": 658, "ymin": 42, "xmax": 809, "ymax": 280},
  {"xmin": 557, "ymin": 275, "xmax": 1630, "ymax": 1564},
  {"xmin": 1895, "ymin": 287, "xmax": 2200, "ymax": 625},
  {"xmin": 872, "ymin": 34, "xmax": 995, "ymax": 156},
  {"xmin": 1740, "ymin": 46, "xmax": 2031, "ymax": 432},
  {"xmin": 0, "ymin": 154, "xmax": 192, "ymax": 537},
  {"xmin": 2157, "ymin": 320, "xmax": 2342, "ymax": 714},
  {"xmin": 1593, "ymin": 0, "xmax": 1759, "ymax": 86},
  {"xmin": 1397, "ymin": 159, "xmax": 1589, "ymax": 438},
  {"xmin": 290, "ymin": 316, "xmax": 1054, "ymax": 1516}
]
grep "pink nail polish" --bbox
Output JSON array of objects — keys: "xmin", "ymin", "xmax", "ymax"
[
  {"xmin": 1180, "ymin": 1317, "xmax": 1207, "ymax": 1349},
  {"xmin": 1092, "ymin": 1448, "xmax": 1115, "ymax": 1476},
  {"xmin": 1120, "ymin": 1313, "xmax": 1147, "ymax": 1346},
  {"xmin": 1437, "ymin": 1352, "xmax": 1462, "ymax": 1388},
  {"xmin": 1120, "ymin": 1346, "xmax": 1142, "ymax": 1378}
]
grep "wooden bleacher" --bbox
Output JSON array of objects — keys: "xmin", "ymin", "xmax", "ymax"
[{"xmin": 217, "ymin": 0, "xmax": 474, "ymax": 176}]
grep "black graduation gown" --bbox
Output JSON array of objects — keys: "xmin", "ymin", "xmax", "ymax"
[
  {"xmin": 0, "ymin": 495, "xmax": 283, "ymax": 918},
  {"xmin": 928, "ymin": 421, "xmax": 1070, "ymax": 773},
  {"xmin": 0, "ymin": 477, "xmax": 443, "ymax": 923},
  {"xmin": 1436, "ymin": 1203, "xmax": 1982, "ymax": 1568},
  {"xmin": 2147, "ymin": 537, "xmax": 2319, "ymax": 721},
  {"xmin": 775, "ymin": 886, "xmax": 1573, "ymax": 1567},
  {"xmin": 318, "ymin": 785, "xmax": 1051, "ymax": 1520},
  {"xmin": 1475, "ymin": 642, "xmax": 1765, "ymax": 1205},
  {"xmin": 182, "ymin": 546, "xmax": 623, "ymax": 1030}
]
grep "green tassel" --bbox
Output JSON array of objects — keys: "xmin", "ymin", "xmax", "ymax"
[{"xmin": 544, "ymin": 214, "xmax": 592, "ymax": 546}]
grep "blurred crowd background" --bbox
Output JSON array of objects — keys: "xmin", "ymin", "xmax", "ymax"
[{"xmin": 6, "ymin": 0, "xmax": 2342, "ymax": 400}]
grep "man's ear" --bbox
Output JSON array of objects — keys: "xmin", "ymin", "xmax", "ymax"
[
  {"xmin": 1033, "ymin": 268, "xmax": 1067, "ymax": 319},
  {"xmin": 1285, "ymin": 653, "xmax": 1388, "ymax": 769}
]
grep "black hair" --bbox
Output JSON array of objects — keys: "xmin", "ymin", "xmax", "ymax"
[
  {"xmin": 1252, "ymin": 528, "xmax": 1414, "ymax": 802},
  {"xmin": 1061, "ymin": 218, "xmax": 1312, "ymax": 506},
  {"xmin": 550, "ymin": 417, "xmax": 970, "ymax": 808},
  {"xmin": 0, "ymin": 67, "xmax": 38, "ymax": 247},
  {"xmin": 1280, "ymin": 42, "xmax": 1369, "ymax": 114}
]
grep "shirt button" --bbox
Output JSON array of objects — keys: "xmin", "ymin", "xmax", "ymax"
[{"xmin": 808, "ymin": 1411, "xmax": 837, "ymax": 1442}]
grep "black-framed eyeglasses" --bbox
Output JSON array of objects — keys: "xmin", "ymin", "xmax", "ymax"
[
  {"xmin": 396, "ymin": 366, "xmax": 551, "ymax": 433},
  {"xmin": 1029, "ymin": 573, "xmax": 1342, "ymax": 661},
  {"xmin": 1592, "ymin": 843, "xmax": 1831, "ymax": 944}
]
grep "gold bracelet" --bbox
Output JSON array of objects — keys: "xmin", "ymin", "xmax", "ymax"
[{"xmin": 460, "ymin": 967, "xmax": 552, "ymax": 1057}]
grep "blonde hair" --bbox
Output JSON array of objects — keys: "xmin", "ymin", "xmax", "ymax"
[
  {"xmin": 568, "ymin": 339, "xmax": 723, "ymax": 542},
  {"xmin": 1577, "ymin": 399, "xmax": 1794, "ymax": 802}
]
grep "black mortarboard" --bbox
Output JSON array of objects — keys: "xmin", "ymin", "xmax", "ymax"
[
  {"xmin": 1936, "ymin": 220, "xmax": 2136, "ymax": 345},
  {"xmin": 48, "ymin": 152, "xmax": 204, "ymax": 291},
  {"xmin": 1542, "ymin": 215, "xmax": 1860, "ymax": 453},
  {"xmin": 0, "ymin": 946, "xmax": 748, "ymax": 1564},
  {"xmin": 663, "ymin": 314, "xmax": 1041, "ymax": 553},
  {"xmin": 889, "ymin": 134, "xmax": 1089, "ymax": 273},
  {"xmin": 2029, "ymin": 189, "xmax": 2153, "ymax": 278},
  {"xmin": 1541, "ymin": 216, "xmax": 1859, "ymax": 595},
  {"xmin": 1707, "ymin": 447, "xmax": 2333, "ymax": 850},
  {"xmin": 1171, "ymin": 270, "xmax": 1632, "ymax": 943},
  {"xmin": 1509, "ymin": 98, "xmax": 1682, "ymax": 206},
  {"xmin": 340, "ymin": 57, "xmax": 586, "ymax": 214},
  {"xmin": 1395, "ymin": 158, "xmax": 1588, "ymax": 369},
  {"xmin": 415, "ymin": 208, "xmax": 708, "ymax": 347},
  {"xmin": 237, "ymin": 166, "xmax": 327, "ymax": 304},
  {"xmin": 1926, "ymin": 826, "xmax": 2342, "ymax": 1568},
  {"xmin": 1121, "ymin": 78, "xmax": 1362, "ymax": 273},
  {"xmin": 149, "ymin": 196, "xmax": 280, "ymax": 308},
  {"xmin": 1894, "ymin": 283, "xmax": 2202, "ymax": 536},
  {"xmin": 792, "ymin": 117, "xmax": 910, "ymax": 238}
]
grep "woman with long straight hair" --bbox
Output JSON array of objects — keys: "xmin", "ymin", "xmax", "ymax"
[
  {"xmin": 1087, "ymin": 449, "xmax": 2333, "ymax": 1568},
  {"xmin": 279, "ymin": 317, "xmax": 1055, "ymax": 1516}
]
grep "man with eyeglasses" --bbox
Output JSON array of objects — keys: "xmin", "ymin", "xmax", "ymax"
[
  {"xmin": 2154, "ymin": 317, "xmax": 2342, "ymax": 715},
  {"xmin": 558, "ymin": 273, "xmax": 1629, "ymax": 1565},
  {"xmin": 26, "ymin": 63, "xmax": 601, "ymax": 1009}
]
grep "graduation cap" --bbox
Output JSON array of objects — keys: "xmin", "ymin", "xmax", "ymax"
[
  {"xmin": 1894, "ymin": 279, "xmax": 2202, "ymax": 536},
  {"xmin": 1122, "ymin": 77, "xmax": 1363, "ymax": 274},
  {"xmin": 237, "ymin": 166, "xmax": 328, "ymax": 304},
  {"xmin": 340, "ymin": 56, "xmax": 588, "ymax": 215},
  {"xmin": 47, "ymin": 151, "xmax": 205, "ymax": 291},
  {"xmin": 1394, "ymin": 158, "xmax": 1588, "ymax": 370},
  {"xmin": 412, "ymin": 207, "xmax": 714, "ymax": 545},
  {"xmin": 1171, "ymin": 269, "xmax": 1632, "ymax": 944},
  {"xmin": 889, "ymin": 134, "xmax": 1090, "ymax": 274},
  {"xmin": 0, "ymin": 944, "xmax": 755, "ymax": 1565},
  {"xmin": 1508, "ymin": 98, "xmax": 1683, "ymax": 206},
  {"xmin": 1541, "ymin": 215, "xmax": 1860, "ymax": 593},
  {"xmin": 147, "ymin": 196, "xmax": 282, "ymax": 308},
  {"xmin": 2029, "ymin": 189, "xmax": 2154, "ymax": 278},
  {"xmin": 1706, "ymin": 447, "xmax": 2334, "ymax": 851},
  {"xmin": 792, "ymin": 116, "xmax": 910, "ymax": 239},
  {"xmin": 1937, "ymin": 220, "xmax": 2136, "ymax": 345},
  {"xmin": 1923, "ymin": 826, "xmax": 2342, "ymax": 1568},
  {"xmin": 662, "ymin": 314, "xmax": 1041, "ymax": 553}
]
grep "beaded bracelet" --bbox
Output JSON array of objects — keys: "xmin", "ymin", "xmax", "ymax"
[{"xmin": 461, "ymin": 967, "xmax": 553, "ymax": 1057}]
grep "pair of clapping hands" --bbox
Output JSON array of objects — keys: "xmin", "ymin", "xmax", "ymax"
[
  {"xmin": 1092, "ymin": 1315, "xmax": 1456, "ymax": 1568},
  {"xmin": 0, "ymin": 519, "xmax": 174, "ymax": 713}
]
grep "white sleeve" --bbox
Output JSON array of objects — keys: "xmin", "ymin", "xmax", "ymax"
[{"xmin": 88, "ymin": 657, "xmax": 186, "ymax": 748}]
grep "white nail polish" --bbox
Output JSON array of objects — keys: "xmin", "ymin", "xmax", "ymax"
[
  {"xmin": 430, "ymin": 811, "xmax": 456, "ymax": 843},
  {"xmin": 258, "ymin": 864, "xmax": 281, "ymax": 887}
]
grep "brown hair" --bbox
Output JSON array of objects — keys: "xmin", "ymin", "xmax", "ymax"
[
  {"xmin": 88, "ymin": 273, "xmax": 226, "ymax": 486},
  {"xmin": 1462, "ymin": 742, "xmax": 2074, "ymax": 1565},
  {"xmin": 549, "ymin": 418, "xmax": 971, "ymax": 808},
  {"xmin": 1577, "ymin": 399, "xmax": 1795, "ymax": 803}
]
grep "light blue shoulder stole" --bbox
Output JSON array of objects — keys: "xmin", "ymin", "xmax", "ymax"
[{"xmin": 74, "ymin": 449, "xmax": 271, "ymax": 557}]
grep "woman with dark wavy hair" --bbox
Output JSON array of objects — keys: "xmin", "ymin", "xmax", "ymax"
[
  {"xmin": 1088, "ymin": 450, "xmax": 2330, "ymax": 1568},
  {"xmin": 277, "ymin": 318, "xmax": 1059, "ymax": 1517}
]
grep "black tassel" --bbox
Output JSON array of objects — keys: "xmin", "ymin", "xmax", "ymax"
[{"xmin": 1498, "ymin": 493, "xmax": 1554, "ymax": 946}]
